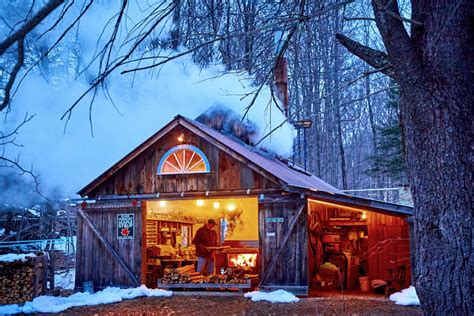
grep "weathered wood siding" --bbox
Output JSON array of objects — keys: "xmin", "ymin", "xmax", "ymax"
[
  {"xmin": 75, "ymin": 202, "xmax": 142, "ymax": 288},
  {"xmin": 87, "ymin": 126, "xmax": 278, "ymax": 197},
  {"xmin": 258, "ymin": 195, "xmax": 308, "ymax": 294},
  {"xmin": 366, "ymin": 212, "xmax": 411, "ymax": 284}
]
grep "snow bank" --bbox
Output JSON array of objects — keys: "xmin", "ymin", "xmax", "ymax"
[
  {"xmin": 244, "ymin": 290, "xmax": 299, "ymax": 303},
  {"xmin": 0, "ymin": 253, "xmax": 35, "ymax": 263},
  {"xmin": 0, "ymin": 285, "xmax": 172, "ymax": 315},
  {"xmin": 390, "ymin": 286, "xmax": 420, "ymax": 306},
  {"xmin": 54, "ymin": 269, "xmax": 75, "ymax": 290}
]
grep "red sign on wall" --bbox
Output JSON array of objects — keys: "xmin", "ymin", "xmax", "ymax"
[{"xmin": 117, "ymin": 214, "xmax": 134, "ymax": 239}]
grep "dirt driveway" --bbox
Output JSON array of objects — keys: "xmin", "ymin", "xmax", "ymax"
[{"xmin": 41, "ymin": 294, "xmax": 421, "ymax": 315}]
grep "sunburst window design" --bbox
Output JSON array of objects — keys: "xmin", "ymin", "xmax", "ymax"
[{"xmin": 157, "ymin": 145, "xmax": 210, "ymax": 175}]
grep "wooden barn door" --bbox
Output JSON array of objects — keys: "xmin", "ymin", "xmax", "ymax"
[
  {"xmin": 75, "ymin": 201, "xmax": 142, "ymax": 289},
  {"xmin": 258, "ymin": 196, "xmax": 308, "ymax": 295}
]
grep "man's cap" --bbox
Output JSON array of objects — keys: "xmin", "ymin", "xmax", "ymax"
[{"xmin": 207, "ymin": 219, "xmax": 217, "ymax": 225}]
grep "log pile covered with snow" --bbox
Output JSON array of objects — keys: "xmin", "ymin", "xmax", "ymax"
[{"xmin": 0, "ymin": 253, "xmax": 47, "ymax": 305}]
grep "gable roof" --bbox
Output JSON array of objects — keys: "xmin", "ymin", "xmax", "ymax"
[
  {"xmin": 78, "ymin": 115, "xmax": 340, "ymax": 196},
  {"xmin": 78, "ymin": 115, "xmax": 413, "ymax": 216}
]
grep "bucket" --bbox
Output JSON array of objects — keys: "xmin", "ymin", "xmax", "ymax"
[
  {"xmin": 83, "ymin": 281, "xmax": 95, "ymax": 294},
  {"xmin": 359, "ymin": 277, "xmax": 370, "ymax": 292}
]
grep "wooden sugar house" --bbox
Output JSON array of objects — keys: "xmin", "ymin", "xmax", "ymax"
[{"xmin": 74, "ymin": 113, "xmax": 413, "ymax": 295}]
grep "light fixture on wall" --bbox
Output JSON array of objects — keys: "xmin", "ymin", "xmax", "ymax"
[
  {"xmin": 361, "ymin": 211, "xmax": 367, "ymax": 220},
  {"xmin": 177, "ymin": 133, "xmax": 184, "ymax": 142},
  {"xmin": 227, "ymin": 204, "xmax": 236, "ymax": 211},
  {"xmin": 196, "ymin": 200, "xmax": 204, "ymax": 206},
  {"xmin": 213, "ymin": 202, "xmax": 220, "ymax": 209},
  {"xmin": 159, "ymin": 201, "xmax": 167, "ymax": 207}
]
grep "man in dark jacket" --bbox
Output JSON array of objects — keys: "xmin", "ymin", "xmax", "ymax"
[{"xmin": 193, "ymin": 219, "xmax": 218, "ymax": 275}]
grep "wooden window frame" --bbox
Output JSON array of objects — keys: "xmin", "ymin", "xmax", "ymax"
[{"xmin": 157, "ymin": 144, "xmax": 211, "ymax": 175}]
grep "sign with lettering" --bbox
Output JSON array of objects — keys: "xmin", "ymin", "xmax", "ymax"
[
  {"xmin": 266, "ymin": 217, "xmax": 284, "ymax": 223},
  {"xmin": 117, "ymin": 214, "xmax": 134, "ymax": 239},
  {"xmin": 266, "ymin": 232, "xmax": 276, "ymax": 237}
]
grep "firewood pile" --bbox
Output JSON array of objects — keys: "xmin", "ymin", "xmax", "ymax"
[
  {"xmin": 160, "ymin": 265, "xmax": 203, "ymax": 284},
  {"xmin": 0, "ymin": 253, "xmax": 47, "ymax": 305},
  {"xmin": 207, "ymin": 268, "xmax": 248, "ymax": 284},
  {"xmin": 159, "ymin": 264, "xmax": 249, "ymax": 285}
]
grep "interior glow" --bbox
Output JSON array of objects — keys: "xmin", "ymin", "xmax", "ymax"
[
  {"xmin": 228, "ymin": 253, "xmax": 257, "ymax": 268},
  {"xmin": 227, "ymin": 204, "xmax": 236, "ymax": 211},
  {"xmin": 213, "ymin": 202, "xmax": 220, "ymax": 209},
  {"xmin": 145, "ymin": 197, "xmax": 259, "ymax": 241},
  {"xmin": 196, "ymin": 200, "xmax": 204, "ymax": 206},
  {"xmin": 159, "ymin": 201, "xmax": 167, "ymax": 207},
  {"xmin": 308, "ymin": 198, "xmax": 367, "ymax": 213}
]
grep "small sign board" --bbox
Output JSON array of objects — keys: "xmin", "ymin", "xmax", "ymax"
[
  {"xmin": 266, "ymin": 217, "xmax": 284, "ymax": 223},
  {"xmin": 266, "ymin": 232, "xmax": 276, "ymax": 237},
  {"xmin": 117, "ymin": 213, "xmax": 134, "ymax": 239}
]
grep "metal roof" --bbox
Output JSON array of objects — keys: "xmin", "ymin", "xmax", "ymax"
[{"xmin": 181, "ymin": 116, "xmax": 342, "ymax": 194}]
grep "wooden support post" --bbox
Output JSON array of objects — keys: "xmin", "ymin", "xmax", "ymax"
[
  {"xmin": 42, "ymin": 255, "xmax": 48, "ymax": 293},
  {"xmin": 32, "ymin": 258, "xmax": 39, "ymax": 297},
  {"xmin": 77, "ymin": 208, "xmax": 140, "ymax": 286},
  {"xmin": 48, "ymin": 250, "xmax": 54, "ymax": 290}
]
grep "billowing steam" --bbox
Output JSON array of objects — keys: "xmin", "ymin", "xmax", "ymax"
[
  {"xmin": 196, "ymin": 104, "xmax": 260, "ymax": 146},
  {"xmin": 0, "ymin": 2, "xmax": 295, "ymax": 198}
]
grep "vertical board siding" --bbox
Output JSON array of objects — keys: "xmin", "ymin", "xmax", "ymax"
[
  {"xmin": 258, "ymin": 197, "xmax": 308, "ymax": 288},
  {"xmin": 88, "ymin": 126, "xmax": 278, "ymax": 197},
  {"xmin": 367, "ymin": 212, "xmax": 411, "ymax": 284},
  {"xmin": 75, "ymin": 204, "xmax": 142, "ymax": 288}
]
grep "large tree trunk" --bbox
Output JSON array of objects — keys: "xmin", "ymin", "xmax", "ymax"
[
  {"xmin": 387, "ymin": 2, "xmax": 473, "ymax": 313},
  {"xmin": 337, "ymin": 0, "xmax": 473, "ymax": 314},
  {"xmin": 401, "ymin": 73, "xmax": 473, "ymax": 315}
]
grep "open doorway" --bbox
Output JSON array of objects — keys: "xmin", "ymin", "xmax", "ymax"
[
  {"xmin": 308, "ymin": 199, "xmax": 411, "ymax": 295},
  {"xmin": 142, "ymin": 197, "xmax": 259, "ymax": 290}
]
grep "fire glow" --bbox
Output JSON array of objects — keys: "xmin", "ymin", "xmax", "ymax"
[{"xmin": 228, "ymin": 253, "xmax": 257, "ymax": 268}]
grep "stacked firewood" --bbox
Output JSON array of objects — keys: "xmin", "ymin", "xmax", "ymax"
[
  {"xmin": 0, "ymin": 254, "xmax": 45, "ymax": 304},
  {"xmin": 160, "ymin": 265, "xmax": 249, "ymax": 285},
  {"xmin": 160, "ymin": 264, "xmax": 204, "ymax": 284},
  {"xmin": 208, "ymin": 268, "xmax": 247, "ymax": 284}
]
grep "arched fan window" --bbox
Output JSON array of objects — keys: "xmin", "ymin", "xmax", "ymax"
[{"xmin": 157, "ymin": 145, "xmax": 210, "ymax": 175}]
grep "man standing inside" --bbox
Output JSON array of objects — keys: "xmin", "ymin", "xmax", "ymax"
[{"xmin": 193, "ymin": 219, "xmax": 218, "ymax": 276}]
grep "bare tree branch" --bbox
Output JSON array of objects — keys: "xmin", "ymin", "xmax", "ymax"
[
  {"xmin": 60, "ymin": 1, "xmax": 178, "ymax": 122},
  {"xmin": 335, "ymin": 33, "xmax": 395, "ymax": 78},
  {"xmin": 0, "ymin": 38, "xmax": 24, "ymax": 112},
  {"xmin": 371, "ymin": 0, "xmax": 422, "ymax": 80},
  {"xmin": 0, "ymin": 113, "xmax": 34, "ymax": 143},
  {"xmin": 0, "ymin": 0, "xmax": 65, "ymax": 55}
]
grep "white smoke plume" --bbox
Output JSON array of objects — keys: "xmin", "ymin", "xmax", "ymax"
[{"xmin": 1, "ymin": 1, "xmax": 294, "ymax": 197}]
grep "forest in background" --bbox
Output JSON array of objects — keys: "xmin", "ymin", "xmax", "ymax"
[
  {"xmin": 167, "ymin": 0, "xmax": 407, "ymax": 201},
  {"xmin": 0, "ymin": 0, "xmax": 407, "ymax": 204}
]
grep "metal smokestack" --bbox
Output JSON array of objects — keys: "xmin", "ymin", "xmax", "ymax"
[{"xmin": 274, "ymin": 31, "xmax": 289, "ymax": 118}]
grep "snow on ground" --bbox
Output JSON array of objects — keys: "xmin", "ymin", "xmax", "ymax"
[
  {"xmin": 0, "ymin": 253, "xmax": 36, "ymax": 263},
  {"xmin": 0, "ymin": 285, "xmax": 173, "ymax": 315},
  {"xmin": 244, "ymin": 290, "xmax": 300, "ymax": 303},
  {"xmin": 390, "ymin": 286, "xmax": 420, "ymax": 306},
  {"xmin": 54, "ymin": 269, "xmax": 75, "ymax": 290}
]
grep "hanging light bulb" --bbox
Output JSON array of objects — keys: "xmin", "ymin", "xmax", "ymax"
[
  {"xmin": 213, "ymin": 202, "xmax": 220, "ymax": 209},
  {"xmin": 177, "ymin": 133, "xmax": 184, "ymax": 142},
  {"xmin": 361, "ymin": 211, "xmax": 367, "ymax": 220},
  {"xmin": 196, "ymin": 200, "xmax": 204, "ymax": 206},
  {"xmin": 227, "ymin": 204, "xmax": 236, "ymax": 211}
]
